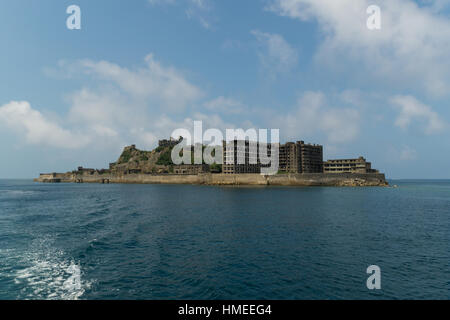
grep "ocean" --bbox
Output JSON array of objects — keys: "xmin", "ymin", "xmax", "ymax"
[{"xmin": 0, "ymin": 179, "xmax": 448, "ymax": 300}]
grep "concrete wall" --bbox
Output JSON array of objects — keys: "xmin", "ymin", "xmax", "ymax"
[{"xmin": 36, "ymin": 172, "xmax": 387, "ymax": 187}]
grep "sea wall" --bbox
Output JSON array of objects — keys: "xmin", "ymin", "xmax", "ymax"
[{"xmin": 35, "ymin": 172, "xmax": 388, "ymax": 187}]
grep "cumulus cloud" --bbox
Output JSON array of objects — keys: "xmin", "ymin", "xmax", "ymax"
[
  {"xmin": 251, "ymin": 30, "xmax": 298, "ymax": 77},
  {"xmin": 0, "ymin": 101, "xmax": 90, "ymax": 149},
  {"xmin": 1, "ymin": 54, "xmax": 223, "ymax": 151},
  {"xmin": 78, "ymin": 54, "xmax": 203, "ymax": 111},
  {"xmin": 266, "ymin": 0, "xmax": 450, "ymax": 96},
  {"xmin": 274, "ymin": 91, "xmax": 360, "ymax": 143},
  {"xmin": 63, "ymin": 55, "xmax": 233, "ymax": 149},
  {"xmin": 54, "ymin": 54, "xmax": 208, "ymax": 149},
  {"xmin": 6, "ymin": 53, "xmax": 253, "ymax": 153},
  {"xmin": 391, "ymin": 95, "xmax": 445, "ymax": 134}
]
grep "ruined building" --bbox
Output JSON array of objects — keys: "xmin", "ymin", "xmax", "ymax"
[
  {"xmin": 278, "ymin": 141, "xmax": 323, "ymax": 174},
  {"xmin": 222, "ymin": 139, "xmax": 323, "ymax": 174},
  {"xmin": 222, "ymin": 140, "xmax": 274, "ymax": 174},
  {"xmin": 158, "ymin": 137, "xmax": 183, "ymax": 148},
  {"xmin": 323, "ymin": 157, "xmax": 379, "ymax": 174}
]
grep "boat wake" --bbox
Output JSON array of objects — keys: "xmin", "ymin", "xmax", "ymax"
[{"xmin": 12, "ymin": 237, "xmax": 91, "ymax": 300}]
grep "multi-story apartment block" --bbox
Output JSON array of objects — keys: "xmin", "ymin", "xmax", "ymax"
[
  {"xmin": 279, "ymin": 141, "xmax": 323, "ymax": 174},
  {"xmin": 222, "ymin": 140, "xmax": 274, "ymax": 174},
  {"xmin": 222, "ymin": 139, "xmax": 323, "ymax": 174}
]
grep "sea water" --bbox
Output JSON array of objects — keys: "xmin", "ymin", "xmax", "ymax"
[{"xmin": 0, "ymin": 180, "xmax": 448, "ymax": 299}]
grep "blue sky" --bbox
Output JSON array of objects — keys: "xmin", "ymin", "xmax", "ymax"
[{"xmin": 0, "ymin": 0, "xmax": 449, "ymax": 179}]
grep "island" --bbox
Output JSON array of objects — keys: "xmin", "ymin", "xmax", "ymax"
[{"xmin": 35, "ymin": 139, "xmax": 388, "ymax": 187}]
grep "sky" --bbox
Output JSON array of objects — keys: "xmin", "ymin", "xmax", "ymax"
[{"xmin": 0, "ymin": 0, "xmax": 449, "ymax": 179}]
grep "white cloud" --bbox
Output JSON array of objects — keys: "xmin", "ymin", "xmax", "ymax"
[
  {"xmin": 251, "ymin": 30, "xmax": 298, "ymax": 77},
  {"xmin": 78, "ymin": 54, "xmax": 203, "ymax": 111},
  {"xmin": 23, "ymin": 53, "xmax": 257, "ymax": 153},
  {"xmin": 66, "ymin": 88, "xmax": 141, "ymax": 145},
  {"xmin": 391, "ymin": 95, "xmax": 445, "ymax": 134},
  {"xmin": 204, "ymin": 96, "xmax": 245, "ymax": 114},
  {"xmin": 2, "ymin": 54, "xmax": 220, "ymax": 151},
  {"xmin": 0, "ymin": 101, "xmax": 90, "ymax": 149},
  {"xmin": 274, "ymin": 91, "xmax": 360, "ymax": 143},
  {"xmin": 267, "ymin": 0, "xmax": 450, "ymax": 97}
]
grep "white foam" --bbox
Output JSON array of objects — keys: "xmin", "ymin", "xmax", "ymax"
[
  {"xmin": 12, "ymin": 237, "xmax": 92, "ymax": 300},
  {"xmin": 14, "ymin": 259, "xmax": 91, "ymax": 300}
]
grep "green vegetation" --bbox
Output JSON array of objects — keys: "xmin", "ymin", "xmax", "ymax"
[
  {"xmin": 156, "ymin": 148, "xmax": 174, "ymax": 166},
  {"xmin": 118, "ymin": 150, "xmax": 132, "ymax": 164},
  {"xmin": 155, "ymin": 146, "xmax": 165, "ymax": 153},
  {"xmin": 119, "ymin": 144, "xmax": 222, "ymax": 169}
]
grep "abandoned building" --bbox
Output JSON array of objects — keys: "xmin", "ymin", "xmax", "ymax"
[
  {"xmin": 158, "ymin": 137, "xmax": 183, "ymax": 148},
  {"xmin": 323, "ymin": 157, "xmax": 379, "ymax": 174},
  {"xmin": 173, "ymin": 164, "xmax": 210, "ymax": 175},
  {"xmin": 76, "ymin": 167, "xmax": 96, "ymax": 175},
  {"xmin": 222, "ymin": 140, "xmax": 274, "ymax": 174},
  {"xmin": 279, "ymin": 141, "xmax": 323, "ymax": 174},
  {"xmin": 221, "ymin": 139, "xmax": 323, "ymax": 174}
]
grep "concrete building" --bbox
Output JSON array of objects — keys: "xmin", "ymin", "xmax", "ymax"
[
  {"xmin": 76, "ymin": 167, "xmax": 96, "ymax": 175},
  {"xmin": 323, "ymin": 157, "xmax": 379, "ymax": 174},
  {"xmin": 38, "ymin": 173, "xmax": 62, "ymax": 183},
  {"xmin": 173, "ymin": 164, "xmax": 210, "ymax": 175},
  {"xmin": 279, "ymin": 141, "xmax": 323, "ymax": 174},
  {"xmin": 279, "ymin": 142, "xmax": 298, "ymax": 173},
  {"xmin": 222, "ymin": 139, "xmax": 323, "ymax": 174},
  {"xmin": 222, "ymin": 140, "xmax": 274, "ymax": 174}
]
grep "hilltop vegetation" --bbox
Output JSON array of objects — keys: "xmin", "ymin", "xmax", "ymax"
[
  {"xmin": 111, "ymin": 144, "xmax": 222, "ymax": 174},
  {"xmin": 111, "ymin": 144, "xmax": 173, "ymax": 174}
]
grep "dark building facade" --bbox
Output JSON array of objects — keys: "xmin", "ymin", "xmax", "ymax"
[
  {"xmin": 279, "ymin": 141, "xmax": 323, "ymax": 174},
  {"xmin": 222, "ymin": 139, "xmax": 323, "ymax": 174}
]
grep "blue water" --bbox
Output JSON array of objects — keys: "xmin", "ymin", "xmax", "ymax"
[{"xmin": 0, "ymin": 180, "xmax": 449, "ymax": 300}]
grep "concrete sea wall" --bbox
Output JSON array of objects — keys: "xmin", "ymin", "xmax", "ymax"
[{"xmin": 35, "ymin": 173, "xmax": 388, "ymax": 187}]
